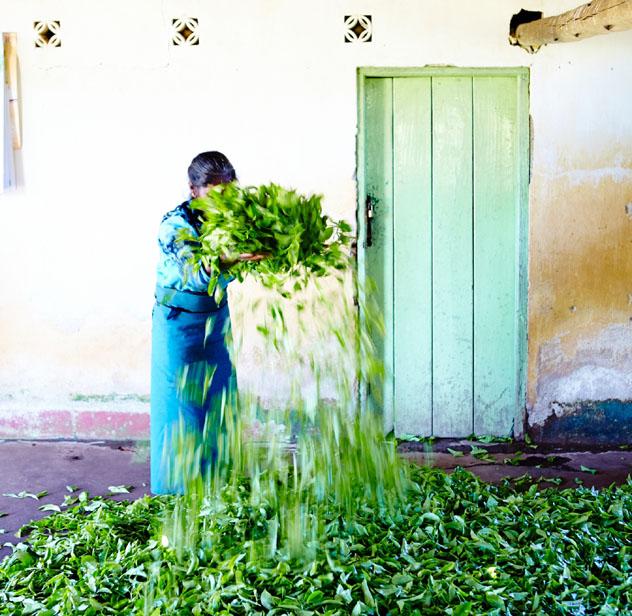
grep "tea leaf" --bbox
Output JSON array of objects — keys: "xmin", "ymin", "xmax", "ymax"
[
  {"xmin": 580, "ymin": 465, "xmax": 597, "ymax": 475},
  {"xmin": 108, "ymin": 485, "xmax": 133, "ymax": 494},
  {"xmin": 2, "ymin": 491, "xmax": 45, "ymax": 500},
  {"xmin": 38, "ymin": 504, "xmax": 61, "ymax": 513}
]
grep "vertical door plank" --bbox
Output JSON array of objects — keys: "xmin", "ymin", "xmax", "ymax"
[
  {"xmin": 432, "ymin": 77, "xmax": 474, "ymax": 437},
  {"xmin": 393, "ymin": 78, "xmax": 432, "ymax": 436},
  {"xmin": 473, "ymin": 76, "xmax": 519, "ymax": 436},
  {"xmin": 364, "ymin": 78, "xmax": 395, "ymax": 432}
]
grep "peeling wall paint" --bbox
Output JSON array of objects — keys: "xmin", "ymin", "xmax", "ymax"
[
  {"xmin": 527, "ymin": 145, "xmax": 632, "ymax": 441},
  {"xmin": 531, "ymin": 400, "xmax": 632, "ymax": 445}
]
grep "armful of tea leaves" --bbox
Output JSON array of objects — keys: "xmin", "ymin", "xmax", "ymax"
[{"xmin": 179, "ymin": 182, "xmax": 353, "ymax": 296}]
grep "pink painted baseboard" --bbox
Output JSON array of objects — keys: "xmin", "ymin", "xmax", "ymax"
[
  {"xmin": 0, "ymin": 410, "xmax": 150, "ymax": 440},
  {"xmin": 75, "ymin": 411, "xmax": 149, "ymax": 439}
]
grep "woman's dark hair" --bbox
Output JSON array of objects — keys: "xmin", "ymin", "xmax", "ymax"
[{"xmin": 188, "ymin": 151, "xmax": 237, "ymax": 187}]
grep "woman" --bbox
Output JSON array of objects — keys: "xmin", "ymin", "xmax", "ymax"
[{"xmin": 150, "ymin": 151, "xmax": 263, "ymax": 495}]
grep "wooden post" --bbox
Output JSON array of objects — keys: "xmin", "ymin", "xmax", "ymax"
[
  {"xmin": 3, "ymin": 33, "xmax": 21, "ymax": 150},
  {"xmin": 510, "ymin": 0, "xmax": 632, "ymax": 53}
]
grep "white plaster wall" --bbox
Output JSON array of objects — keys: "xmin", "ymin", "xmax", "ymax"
[{"xmin": 0, "ymin": 0, "xmax": 631, "ymax": 425}]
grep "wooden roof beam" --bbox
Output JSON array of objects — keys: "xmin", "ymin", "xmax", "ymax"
[{"xmin": 509, "ymin": 0, "xmax": 632, "ymax": 53}]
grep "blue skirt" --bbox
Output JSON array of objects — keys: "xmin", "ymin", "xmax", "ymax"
[{"xmin": 150, "ymin": 287, "xmax": 235, "ymax": 495}]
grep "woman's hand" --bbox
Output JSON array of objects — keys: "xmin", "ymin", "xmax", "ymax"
[
  {"xmin": 237, "ymin": 253, "xmax": 270, "ymax": 262},
  {"xmin": 217, "ymin": 252, "xmax": 270, "ymax": 270}
]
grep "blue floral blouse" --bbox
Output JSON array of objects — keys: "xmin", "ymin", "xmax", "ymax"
[{"xmin": 156, "ymin": 201, "xmax": 230, "ymax": 294}]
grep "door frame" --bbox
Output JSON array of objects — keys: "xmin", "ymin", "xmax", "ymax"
[{"xmin": 356, "ymin": 66, "xmax": 530, "ymax": 436}]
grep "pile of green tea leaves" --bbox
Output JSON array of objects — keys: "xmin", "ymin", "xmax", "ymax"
[
  {"xmin": 1, "ymin": 467, "xmax": 630, "ymax": 615},
  {"xmin": 183, "ymin": 182, "xmax": 353, "ymax": 296}
]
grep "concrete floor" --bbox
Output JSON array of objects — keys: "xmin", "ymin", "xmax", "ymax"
[
  {"xmin": 0, "ymin": 440, "xmax": 151, "ymax": 561},
  {"xmin": 1, "ymin": 439, "xmax": 630, "ymax": 562},
  {"xmin": 400, "ymin": 440, "xmax": 632, "ymax": 490}
]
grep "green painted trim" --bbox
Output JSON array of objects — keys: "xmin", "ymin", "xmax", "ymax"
[
  {"xmin": 516, "ymin": 72, "xmax": 530, "ymax": 437},
  {"xmin": 359, "ymin": 67, "xmax": 530, "ymax": 79},
  {"xmin": 355, "ymin": 68, "xmax": 368, "ymax": 414}
]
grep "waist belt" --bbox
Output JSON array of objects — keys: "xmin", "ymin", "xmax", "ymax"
[{"xmin": 155, "ymin": 285, "xmax": 227, "ymax": 313}]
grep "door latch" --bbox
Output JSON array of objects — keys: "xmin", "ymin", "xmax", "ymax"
[{"xmin": 365, "ymin": 194, "xmax": 375, "ymax": 247}]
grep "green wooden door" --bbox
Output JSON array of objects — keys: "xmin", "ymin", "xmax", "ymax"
[{"xmin": 360, "ymin": 68, "xmax": 529, "ymax": 438}]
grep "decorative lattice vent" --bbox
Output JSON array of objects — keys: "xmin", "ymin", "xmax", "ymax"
[
  {"xmin": 34, "ymin": 21, "xmax": 61, "ymax": 47},
  {"xmin": 344, "ymin": 15, "xmax": 372, "ymax": 43},
  {"xmin": 172, "ymin": 18, "xmax": 199, "ymax": 46}
]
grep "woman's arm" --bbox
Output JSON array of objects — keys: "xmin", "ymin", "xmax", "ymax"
[{"xmin": 157, "ymin": 212, "xmax": 211, "ymax": 292}]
